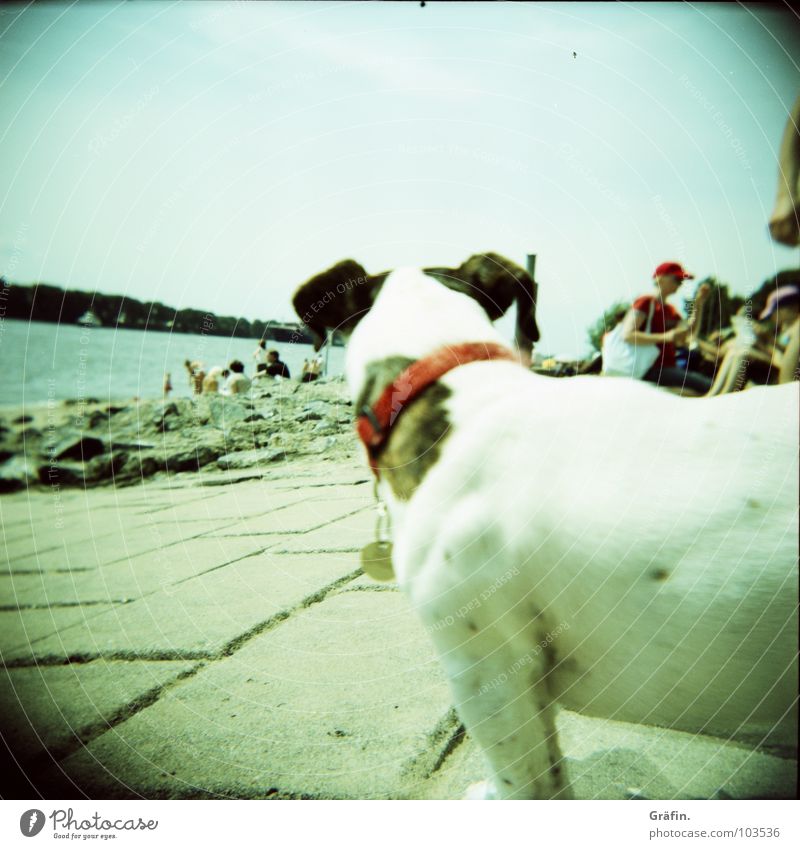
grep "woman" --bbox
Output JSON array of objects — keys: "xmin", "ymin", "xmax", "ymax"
[{"xmin": 707, "ymin": 285, "xmax": 800, "ymax": 394}]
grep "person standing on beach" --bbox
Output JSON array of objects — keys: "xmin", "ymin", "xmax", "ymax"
[
  {"xmin": 620, "ymin": 262, "xmax": 712, "ymax": 394},
  {"xmin": 163, "ymin": 373, "xmax": 172, "ymax": 396},
  {"xmin": 253, "ymin": 339, "xmax": 269, "ymax": 374},
  {"xmin": 184, "ymin": 359, "xmax": 205, "ymax": 394},
  {"xmin": 301, "ymin": 355, "xmax": 322, "ymax": 382},
  {"xmin": 192, "ymin": 362, "xmax": 205, "ymax": 394}
]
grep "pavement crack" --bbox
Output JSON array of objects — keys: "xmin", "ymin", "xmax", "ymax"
[
  {"xmin": 218, "ymin": 566, "xmax": 364, "ymax": 658},
  {"xmin": 400, "ymin": 708, "xmax": 465, "ymax": 781},
  {"xmin": 1, "ymin": 568, "xmax": 97, "ymax": 576},
  {"xmin": 3, "ymin": 650, "xmax": 213, "ymax": 668},
  {"xmin": 0, "ymin": 600, "xmax": 132, "ymax": 612}
]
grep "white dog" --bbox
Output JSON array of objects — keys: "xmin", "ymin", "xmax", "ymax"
[{"xmin": 294, "ymin": 254, "xmax": 798, "ymax": 799}]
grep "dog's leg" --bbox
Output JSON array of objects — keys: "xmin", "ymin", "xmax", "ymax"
[
  {"xmin": 405, "ymin": 503, "xmax": 571, "ymax": 800},
  {"xmin": 420, "ymin": 601, "xmax": 571, "ymax": 799}
]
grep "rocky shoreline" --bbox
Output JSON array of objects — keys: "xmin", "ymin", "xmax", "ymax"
[{"xmin": 0, "ymin": 378, "xmax": 359, "ymax": 493}]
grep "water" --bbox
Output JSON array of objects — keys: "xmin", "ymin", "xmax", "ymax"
[{"xmin": 0, "ymin": 319, "xmax": 346, "ymax": 406}]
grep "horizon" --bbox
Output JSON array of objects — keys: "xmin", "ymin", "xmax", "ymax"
[{"xmin": 1, "ymin": 1, "xmax": 799, "ymax": 358}]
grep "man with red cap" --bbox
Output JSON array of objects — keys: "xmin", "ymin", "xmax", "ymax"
[{"xmin": 619, "ymin": 261, "xmax": 712, "ymax": 394}]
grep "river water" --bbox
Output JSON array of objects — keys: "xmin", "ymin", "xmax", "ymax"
[{"xmin": 0, "ymin": 319, "xmax": 346, "ymax": 406}]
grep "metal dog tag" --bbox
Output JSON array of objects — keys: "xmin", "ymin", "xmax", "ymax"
[{"xmin": 361, "ymin": 540, "xmax": 395, "ymax": 582}]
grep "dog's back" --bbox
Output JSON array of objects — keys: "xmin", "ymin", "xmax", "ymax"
[{"xmin": 400, "ymin": 372, "xmax": 798, "ymax": 749}]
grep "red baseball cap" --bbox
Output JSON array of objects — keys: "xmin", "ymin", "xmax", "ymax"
[{"xmin": 653, "ymin": 261, "xmax": 695, "ymax": 280}]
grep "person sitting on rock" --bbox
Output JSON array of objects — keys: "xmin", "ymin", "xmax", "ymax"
[
  {"xmin": 266, "ymin": 350, "xmax": 291, "ymax": 379},
  {"xmin": 707, "ymin": 282, "xmax": 800, "ymax": 394},
  {"xmin": 223, "ymin": 360, "xmax": 252, "ymax": 395},
  {"xmin": 202, "ymin": 367, "xmax": 224, "ymax": 394}
]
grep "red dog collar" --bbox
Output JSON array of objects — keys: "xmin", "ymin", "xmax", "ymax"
[{"xmin": 356, "ymin": 342, "xmax": 521, "ymax": 475}]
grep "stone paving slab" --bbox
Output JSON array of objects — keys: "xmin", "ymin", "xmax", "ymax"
[
  {"xmin": 266, "ymin": 463, "xmax": 370, "ymax": 486},
  {"xmin": 0, "ymin": 536, "xmax": 273, "ymax": 607},
  {"xmin": 0, "ymin": 660, "xmax": 196, "ymax": 768},
  {"xmin": 0, "ymin": 458, "xmax": 796, "ymax": 800},
  {"xmin": 204, "ymin": 500, "xmax": 372, "ymax": 537},
  {"xmin": 1, "ymin": 514, "xmax": 161, "ymax": 564},
  {"xmin": 270, "ymin": 508, "xmax": 376, "ymax": 553},
  {"xmin": 0, "ymin": 497, "xmax": 62, "ymax": 525},
  {"xmin": 3, "ymin": 521, "xmax": 230, "ymax": 574},
  {"xmin": 409, "ymin": 711, "xmax": 797, "ymax": 800},
  {"xmin": 169, "ymin": 460, "xmax": 367, "ymax": 492},
  {"xmin": 140, "ymin": 487, "xmax": 308, "ymax": 524},
  {"xmin": 0, "ymin": 605, "xmax": 120, "ymax": 660},
  {"xmin": 336, "ymin": 572, "xmax": 399, "ymax": 592},
  {"xmin": 554, "ymin": 708, "xmax": 796, "ymax": 800},
  {"xmin": 5, "ymin": 552, "xmax": 361, "ymax": 662},
  {"xmin": 45, "ymin": 591, "xmax": 454, "ymax": 799},
  {"xmin": 303, "ymin": 484, "xmax": 374, "ymax": 504}
]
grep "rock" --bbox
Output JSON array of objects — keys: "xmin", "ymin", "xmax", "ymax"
[
  {"xmin": 311, "ymin": 418, "xmax": 338, "ymax": 435},
  {"xmin": 62, "ymin": 397, "xmax": 100, "ymax": 406},
  {"xmin": 119, "ymin": 453, "xmax": 160, "ymax": 481},
  {"xmin": 152, "ymin": 401, "xmax": 180, "ymax": 432},
  {"xmin": 109, "ymin": 441, "xmax": 156, "ymax": 452},
  {"xmin": 88, "ymin": 410, "xmax": 110, "ymax": 428},
  {"xmin": 54, "ymin": 435, "xmax": 107, "ymax": 462},
  {"xmin": 163, "ymin": 443, "xmax": 223, "ymax": 473},
  {"xmin": 225, "ymin": 421, "xmax": 273, "ymax": 450},
  {"xmin": 297, "ymin": 409, "xmax": 323, "ymax": 422},
  {"xmin": 197, "ymin": 396, "xmax": 249, "ymax": 430},
  {"xmin": 37, "ymin": 463, "xmax": 87, "ymax": 487},
  {"xmin": 13, "ymin": 415, "xmax": 33, "ymax": 425},
  {"xmin": 216, "ymin": 449, "xmax": 285, "ymax": 470},
  {"xmin": 243, "ymin": 413, "xmax": 265, "ymax": 423},
  {"xmin": 0, "ymin": 450, "xmax": 13, "ymax": 465},
  {"xmin": 0, "ymin": 457, "xmax": 38, "ymax": 493},
  {"xmin": 84, "ymin": 452, "xmax": 129, "ymax": 483}
]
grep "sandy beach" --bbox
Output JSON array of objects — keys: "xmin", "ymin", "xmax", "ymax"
[{"xmin": 0, "ymin": 409, "xmax": 795, "ymax": 799}]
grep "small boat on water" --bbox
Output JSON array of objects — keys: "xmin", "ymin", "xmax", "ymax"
[{"xmin": 77, "ymin": 310, "xmax": 102, "ymax": 327}]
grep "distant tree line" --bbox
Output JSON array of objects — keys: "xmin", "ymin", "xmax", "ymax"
[{"xmin": 0, "ymin": 280, "xmax": 314, "ymax": 342}]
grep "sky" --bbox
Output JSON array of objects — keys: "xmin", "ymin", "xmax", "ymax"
[{"xmin": 1, "ymin": 1, "xmax": 799, "ymax": 358}]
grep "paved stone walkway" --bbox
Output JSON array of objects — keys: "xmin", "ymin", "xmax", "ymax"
[{"xmin": 0, "ymin": 460, "xmax": 795, "ymax": 799}]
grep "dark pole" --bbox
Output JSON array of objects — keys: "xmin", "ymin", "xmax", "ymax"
[{"xmin": 526, "ymin": 254, "xmax": 538, "ymax": 304}]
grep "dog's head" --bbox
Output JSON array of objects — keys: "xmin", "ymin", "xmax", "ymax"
[{"xmin": 291, "ymin": 252, "xmax": 540, "ymax": 355}]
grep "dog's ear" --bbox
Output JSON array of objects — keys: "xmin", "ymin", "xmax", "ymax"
[
  {"xmin": 292, "ymin": 259, "xmax": 385, "ymax": 350},
  {"xmin": 456, "ymin": 253, "xmax": 540, "ymax": 355}
]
